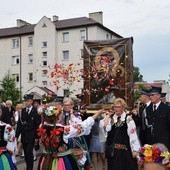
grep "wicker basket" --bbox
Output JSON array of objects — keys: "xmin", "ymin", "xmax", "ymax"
[{"xmin": 71, "ymin": 148, "xmax": 84, "ymax": 160}]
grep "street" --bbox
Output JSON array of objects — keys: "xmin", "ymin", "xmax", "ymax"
[
  {"xmin": 15, "ymin": 151, "xmax": 104, "ymax": 170},
  {"xmin": 16, "ymin": 152, "xmax": 40, "ymax": 170}
]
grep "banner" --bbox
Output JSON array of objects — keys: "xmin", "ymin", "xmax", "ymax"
[{"xmin": 83, "ymin": 37, "xmax": 134, "ymax": 109}]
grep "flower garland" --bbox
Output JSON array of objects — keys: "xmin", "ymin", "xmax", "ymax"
[
  {"xmin": 38, "ymin": 105, "xmax": 62, "ymax": 117},
  {"xmin": 138, "ymin": 144, "xmax": 170, "ymax": 168}
]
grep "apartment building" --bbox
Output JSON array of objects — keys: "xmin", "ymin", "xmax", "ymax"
[{"xmin": 0, "ymin": 11, "xmax": 122, "ymax": 97}]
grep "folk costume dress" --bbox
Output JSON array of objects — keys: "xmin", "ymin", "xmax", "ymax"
[
  {"xmin": 100, "ymin": 112, "xmax": 140, "ymax": 170},
  {"xmin": 60, "ymin": 111, "xmax": 92, "ymax": 168},
  {"xmin": 0, "ymin": 121, "xmax": 17, "ymax": 170},
  {"xmin": 37, "ymin": 116, "xmax": 95, "ymax": 170}
]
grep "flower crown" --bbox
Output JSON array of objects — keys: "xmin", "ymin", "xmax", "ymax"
[
  {"xmin": 38, "ymin": 105, "xmax": 62, "ymax": 117},
  {"xmin": 138, "ymin": 144, "xmax": 170, "ymax": 167}
]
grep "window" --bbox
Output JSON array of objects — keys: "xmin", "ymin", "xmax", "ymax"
[
  {"xmin": 42, "ymin": 61, "xmax": 47, "ymax": 67},
  {"xmin": 42, "ymin": 81, "xmax": 47, "ymax": 86},
  {"xmin": 42, "ymin": 23, "xmax": 47, "ymax": 28},
  {"xmin": 42, "ymin": 52, "xmax": 47, "ymax": 58},
  {"xmin": 106, "ymin": 34, "xmax": 109, "ymax": 40},
  {"xmin": 12, "ymin": 38, "xmax": 19, "ymax": 48},
  {"xmin": 63, "ymin": 89, "xmax": 69, "ymax": 97},
  {"xmin": 12, "ymin": 74, "xmax": 19, "ymax": 83},
  {"xmin": 63, "ymin": 51, "xmax": 69, "ymax": 60},
  {"xmin": 80, "ymin": 49, "xmax": 83, "ymax": 59},
  {"xmin": 111, "ymin": 35, "xmax": 115, "ymax": 39},
  {"xmin": 28, "ymin": 37, "xmax": 33, "ymax": 46},
  {"xmin": 42, "ymin": 70, "xmax": 47, "ymax": 76},
  {"xmin": 28, "ymin": 54, "xmax": 33, "ymax": 64},
  {"xmin": 42, "ymin": 41, "xmax": 47, "ymax": 47},
  {"xmin": 80, "ymin": 30, "xmax": 86, "ymax": 40},
  {"xmin": 28, "ymin": 73, "xmax": 33, "ymax": 82},
  {"xmin": 63, "ymin": 32, "xmax": 69, "ymax": 42},
  {"xmin": 12, "ymin": 55, "xmax": 19, "ymax": 65}
]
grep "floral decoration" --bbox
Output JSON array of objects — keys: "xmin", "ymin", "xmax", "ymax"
[
  {"xmin": 114, "ymin": 143, "xmax": 127, "ymax": 150},
  {"xmin": 72, "ymin": 124, "xmax": 84, "ymax": 135},
  {"xmin": 6, "ymin": 126, "xmax": 12, "ymax": 133},
  {"xmin": 37, "ymin": 127, "xmax": 64, "ymax": 151},
  {"xmin": 43, "ymin": 105, "xmax": 62, "ymax": 117},
  {"xmin": 64, "ymin": 126, "xmax": 71, "ymax": 135},
  {"xmin": 138, "ymin": 144, "xmax": 170, "ymax": 167},
  {"xmin": 130, "ymin": 128, "xmax": 136, "ymax": 134}
]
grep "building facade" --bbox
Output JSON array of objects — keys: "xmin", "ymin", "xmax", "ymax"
[{"xmin": 0, "ymin": 12, "xmax": 122, "ymax": 97}]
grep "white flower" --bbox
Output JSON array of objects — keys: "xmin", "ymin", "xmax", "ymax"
[{"xmin": 45, "ymin": 106, "xmax": 56, "ymax": 116}]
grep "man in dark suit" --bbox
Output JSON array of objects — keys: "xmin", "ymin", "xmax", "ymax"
[
  {"xmin": 138, "ymin": 89, "xmax": 151, "ymax": 146},
  {"xmin": 145, "ymin": 86, "xmax": 170, "ymax": 150},
  {"xmin": 16, "ymin": 94, "xmax": 40, "ymax": 170}
]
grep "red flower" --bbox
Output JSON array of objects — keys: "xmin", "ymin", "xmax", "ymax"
[
  {"xmin": 117, "ymin": 144, "xmax": 122, "ymax": 149},
  {"xmin": 12, "ymin": 136, "xmax": 16, "ymax": 142},
  {"xmin": 37, "ymin": 127, "xmax": 46, "ymax": 137},
  {"xmin": 105, "ymin": 88, "xmax": 110, "ymax": 92},
  {"xmin": 64, "ymin": 126, "xmax": 70, "ymax": 134},
  {"xmin": 51, "ymin": 72, "xmax": 55, "ymax": 78},
  {"xmin": 7, "ymin": 126, "xmax": 12, "ymax": 132},
  {"xmin": 50, "ymin": 128, "xmax": 63, "ymax": 137},
  {"xmin": 130, "ymin": 128, "xmax": 136, "ymax": 134}
]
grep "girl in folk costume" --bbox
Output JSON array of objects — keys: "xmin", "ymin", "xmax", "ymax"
[
  {"xmin": 100, "ymin": 98, "xmax": 141, "ymax": 170},
  {"xmin": 37, "ymin": 101, "xmax": 104, "ymax": 170},
  {"xmin": 138, "ymin": 143, "xmax": 170, "ymax": 170},
  {"xmin": 0, "ymin": 120, "xmax": 17, "ymax": 170}
]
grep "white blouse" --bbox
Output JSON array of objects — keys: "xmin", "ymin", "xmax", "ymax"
[
  {"xmin": 0, "ymin": 121, "xmax": 17, "ymax": 163},
  {"xmin": 42, "ymin": 116, "xmax": 94, "ymax": 144},
  {"xmin": 99, "ymin": 112, "xmax": 141, "ymax": 152}
]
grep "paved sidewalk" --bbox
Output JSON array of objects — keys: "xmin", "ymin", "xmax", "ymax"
[
  {"xmin": 16, "ymin": 152, "xmax": 40, "ymax": 170},
  {"xmin": 15, "ymin": 151, "xmax": 105, "ymax": 170}
]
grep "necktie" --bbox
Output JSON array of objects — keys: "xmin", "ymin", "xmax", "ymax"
[
  {"xmin": 26, "ymin": 108, "xmax": 29, "ymax": 114},
  {"xmin": 153, "ymin": 104, "xmax": 156, "ymax": 112}
]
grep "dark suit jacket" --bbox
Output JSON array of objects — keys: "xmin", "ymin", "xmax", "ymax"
[
  {"xmin": 138, "ymin": 103, "xmax": 152, "ymax": 146},
  {"xmin": 145, "ymin": 102, "xmax": 170, "ymax": 150},
  {"xmin": 16, "ymin": 107, "xmax": 40, "ymax": 143}
]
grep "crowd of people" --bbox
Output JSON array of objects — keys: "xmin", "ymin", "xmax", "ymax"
[{"xmin": 0, "ymin": 85, "xmax": 170, "ymax": 170}]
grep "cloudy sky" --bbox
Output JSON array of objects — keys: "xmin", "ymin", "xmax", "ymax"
[{"xmin": 1, "ymin": 0, "xmax": 170, "ymax": 82}]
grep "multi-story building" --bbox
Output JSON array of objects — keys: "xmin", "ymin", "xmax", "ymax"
[{"xmin": 0, "ymin": 11, "xmax": 122, "ymax": 97}]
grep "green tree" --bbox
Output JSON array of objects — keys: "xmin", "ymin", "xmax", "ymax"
[
  {"xmin": 134, "ymin": 84, "xmax": 147, "ymax": 102},
  {"xmin": 133, "ymin": 66, "xmax": 143, "ymax": 82},
  {"xmin": 0, "ymin": 71, "xmax": 21, "ymax": 106}
]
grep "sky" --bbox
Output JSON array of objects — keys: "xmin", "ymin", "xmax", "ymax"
[{"xmin": 0, "ymin": 0, "xmax": 170, "ymax": 83}]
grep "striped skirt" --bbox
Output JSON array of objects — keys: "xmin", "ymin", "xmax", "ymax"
[
  {"xmin": 0, "ymin": 150, "xmax": 15, "ymax": 170},
  {"xmin": 38, "ymin": 150, "xmax": 81, "ymax": 170}
]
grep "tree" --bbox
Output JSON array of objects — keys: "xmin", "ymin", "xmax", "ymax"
[
  {"xmin": 0, "ymin": 71, "xmax": 21, "ymax": 106},
  {"xmin": 134, "ymin": 84, "xmax": 147, "ymax": 102},
  {"xmin": 133, "ymin": 66, "xmax": 143, "ymax": 82}
]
